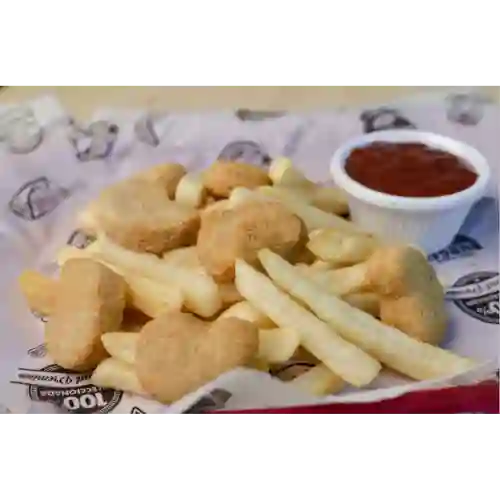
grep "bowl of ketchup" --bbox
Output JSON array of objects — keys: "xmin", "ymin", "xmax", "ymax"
[{"xmin": 330, "ymin": 130, "xmax": 490, "ymax": 254}]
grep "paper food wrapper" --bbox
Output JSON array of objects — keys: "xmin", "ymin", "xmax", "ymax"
[{"xmin": 0, "ymin": 93, "xmax": 498, "ymax": 414}]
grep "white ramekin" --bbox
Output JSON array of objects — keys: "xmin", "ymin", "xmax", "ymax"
[{"xmin": 330, "ymin": 130, "xmax": 491, "ymax": 254}]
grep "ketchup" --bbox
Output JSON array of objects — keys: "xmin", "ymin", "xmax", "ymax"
[{"xmin": 345, "ymin": 142, "xmax": 478, "ymax": 197}]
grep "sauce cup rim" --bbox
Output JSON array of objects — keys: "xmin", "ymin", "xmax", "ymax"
[{"xmin": 330, "ymin": 130, "xmax": 490, "ymax": 212}]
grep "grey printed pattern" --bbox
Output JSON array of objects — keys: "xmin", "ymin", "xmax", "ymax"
[{"xmin": 68, "ymin": 120, "xmax": 119, "ymax": 161}]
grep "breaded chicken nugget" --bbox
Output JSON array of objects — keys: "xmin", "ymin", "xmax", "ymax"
[
  {"xmin": 136, "ymin": 312, "xmax": 258, "ymax": 403},
  {"xmin": 131, "ymin": 163, "xmax": 186, "ymax": 199},
  {"xmin": 203, "ymin": 160, "xmax": 270, "ymax": 197},
  {"xmin": 91, "ymin": 179, "xmax": 200, "ymax": 254},
  {"xmin": 45, "ymin": 259, "xmax": 126, "ymax": 371},
  {"xmin": 197, "ymin": 199, "xmax": 302, "ymax": 282}
]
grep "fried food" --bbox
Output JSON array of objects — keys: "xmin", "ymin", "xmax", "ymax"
[
  {"xmin": 91, "ymin": 236, "xmax": 221, "ymax": 318},
  {"xmin": 18, "ymin": 270, "xmax": 58, "ymax": 317},
  {"xmin": 163, "ymin": 246, "xmax": 242, "ymax": 306},
  {"xmin": 343, "ymin": 293, "xmax": 380, "ymax": 318},
  {"xmin": 175, "ymin": 172, "xmax": 207, "ymax": 208},
  {"xmin": 307, "ymin": 228, "xmax": 378, "ymax": 266},
  {"xmin": 120, "ymin": 308, "xmax": 151, "ymax": 332},
  {"xmin": 258, "ymin": 249, "xmax": 475, "ymax": 380},
  {"xmin": 131, "ymin": 163, "xmax": 186, "ymax": 198},
  {"xmin": 218, "ymin": 300, "xmax": 275, "ymax": 328},
  {"xmin": 217, "ymin": 283, "xmax": 243, "ymax": 307},
  {"xmin": 318, "ymin": 245, "xmax": 448, "ymax": 344},
  {"xmin": 136, "ymin": 312, "xmax": 258, "ymax": 403},
  {"xmin": 101, "ymin": 332, "xmax": 138, "ymax": 365},
  {"xmin": 81, "ymin": 179, "xmax": 200, "ymax": 254},
  {"xmin": 268, "ymin": 157, "xmax": 316, "ymax": 189},
  {"xmin": 197, "ymin": 199, "xmax": 302, "ymax": 282},
  {"xmin": 45, "ymin": 259, "xmax": 126, "ymax": 371},
  {"xmin": 125, "ymin": 274, "xmax": 183, "ymax": 318},
  {"xmin": 203, "ymin": 160, "xmax": 270, "ymax": 197},
  {"xmin": 234, "ymin": 259, "xmax": 381, "ymax": 387},
  {"xmin": 287, "ymin": 364, "xmax": 345, "ymax": 396},
  {"xmin": 269, "ymin": 157, "xmax": 349, "ymax": 214},
  {"xmin": 57, "ymin": 245, "xmax": 183, "ymax": 318},
  {"xmin": 92, "ymin": 358, "xmax": 147, "ymax": 396},
  {"xmin": 257, "ymin": 328, "xmax": 300, "ymax": 363},
  {"xmin": 202, "ymin": 198, "xmax": 231, "ymax": 216}
]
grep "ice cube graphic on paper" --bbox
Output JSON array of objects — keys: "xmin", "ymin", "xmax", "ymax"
[
  {"xmin": 8, "ymin": 176, "xmax": 70, "ymax": 221},
  {"xmin": 68, "ymin": 120, "xmax": 119, "ymax": 161},
  {"xmin": 218, "ymin": 140, "xmax": 271, "ymax": 166},
  {"xmin": 235, "ymin": 109, "xmax": 286, "ymax": 122},
  {"xmin": 66, "ymin": 229, "xmax": 95, "ymax": 249},
  {"xmin": 183, "ymin": 389, "xmax": 232, "ymax": 414},
  {"xmin": 360, "ymin": 107, "xmax": 416, "ymax": 134},
  {"xmin": 446, "ymin": 93, "xmax": 485, "ymax": 126},
  {"xmin": 27, "ymin": 344, "xmax": 48, "ymax": 358},
  {"xmin": 134, "ymin": 115, "xmax": 160, "ymax": 147}
]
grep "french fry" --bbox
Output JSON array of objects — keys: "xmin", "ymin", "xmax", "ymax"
[
  {"xmin": 90, "ymin": 236, "xmax": 222, "ymax": 318},
  {"xmin": 307, "ymin": 228, "xmax": 378, "ymax": 265},
  {"xmin": 258, "ymin": 328, "xmax": 300, "ymax": 364},
  {"xmin": 101, "ymin": 332, "xmax": 139, "ymax": 365},
  {"xmin": 162, "ymin": 246, "xmax": 200, "ymax": 268},
  {"xmin": 310, "ymin": 186, "xmax": 349, "ymax": 215},
  {"xmin": 125, "ymin": 274, "xmax": 183, "ymax": 317},
  {"xmin": 343, "ymin": 293, "xmax": 380, "ymax": 318},
  {"xmin": 309, "ymin": 260, "xmax": 336, "ymax": 271},
  {"xmin": 218, "ymin": 301, "xmax": 275, "ymax": 329},
  {"xmin": 91, "ymin": 358, "xmax": 147, "ymax": 396},
  {"xmin": 228, "ymin": 186, "xmax": 357, "ymax": 235},
  {"xmin": 287, "ymin": 364, "xmax": 345, "ymax": 396},
  {"xmin": 234, "ymin": 259, "xmax": 381, "ymax": 387},
  {"xmin": 175, "ymin": 173, "xmax": 207, "ymax": 208},
  {"xmin": 268, "ymin": 157, "xmax": 316, "ymax": 189},
  {"xmin": 57, "ymin": 245, "xmax": 183, "ymax": 318},
  {"xmin": 18, "ymin": 270, "xmax": 58, "ymax": 317},
  {"xmin": 259, "ymin": 186, "xmax": 358, "ymax": 233},
  {"xmin": 258, "ymin": 249, "xmax": 476, "ymax": 380},
  {"xmin": 163, "ymin": 247, "xmax": 241, "ymax": 306},
  {"xmin": 265, "ymin": 185, "xmax": 349, "ymax": 216}
]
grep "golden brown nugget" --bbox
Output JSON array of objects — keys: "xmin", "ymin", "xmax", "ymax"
[
  {"xmin": 136, "ymin": 312, "xmax": 258, "ymax": 403},
  {"xmin": 91, "ymin": 179, "xmax": 200, "ymax": 254},
  {"xmin": 197, "ymin": 199, "xmax": 302, "ymax": 282},
  {"xmin": 324, "ymin": 246, "xmax": 447, "ymax": 344},
  {"xmin": 45, "ymin": 259, "xmax": 126, "ymax": 371},
  {"xmin": 203, "ymin": 160, "xmax": 270, "ymax": 197},
  {"xmin": 218, "ymin": 282, "xmax": 243, "ymax": 306},
  {"xmin": 19, "ymin": 270, "xmax": 58, "ymax": 317},
  {"xmin": 131, "ymin": 163, "xmax": 186, "ymax": 198}
]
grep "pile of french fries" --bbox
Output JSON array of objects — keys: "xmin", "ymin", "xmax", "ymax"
[{"xmin": 18, "ymin": 158, "xmax": 476, "ymax": 404}]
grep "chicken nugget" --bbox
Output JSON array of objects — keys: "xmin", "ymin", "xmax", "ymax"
[
  {"xmin": 132, "ymin": 163, "xmax": 186, "ymax": 198},
  {"xmin": 197, "ymin": 199, "xmax": 302, "ymax": 282},
  {"xmin": 136, "ymin": 312, "xmax": 258, "ymax": 403},
  {"xmin": 91, "ymin": 179, "xmax": 200, "ymax": 254},
  {"xmin": 203, "ymin": 160, "xmax": 270, "ymax": 198},
  {"xmin": 45, "ymin": 259, "xmax": 126, "ymax": 371}
]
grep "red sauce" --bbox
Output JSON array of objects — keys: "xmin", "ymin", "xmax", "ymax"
[{"xmin": 344, "ymin": 142, "xmax": 478, "ymax": 197}]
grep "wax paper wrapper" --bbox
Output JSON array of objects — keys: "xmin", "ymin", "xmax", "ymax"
[{"xmin": 0, "ymin": 93, "xmax": 498, "ymax": 414}]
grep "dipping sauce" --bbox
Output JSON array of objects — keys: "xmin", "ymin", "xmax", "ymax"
[{"xmin": 345, "ymin": 142, "xmax": 478, "ymax": 197}]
